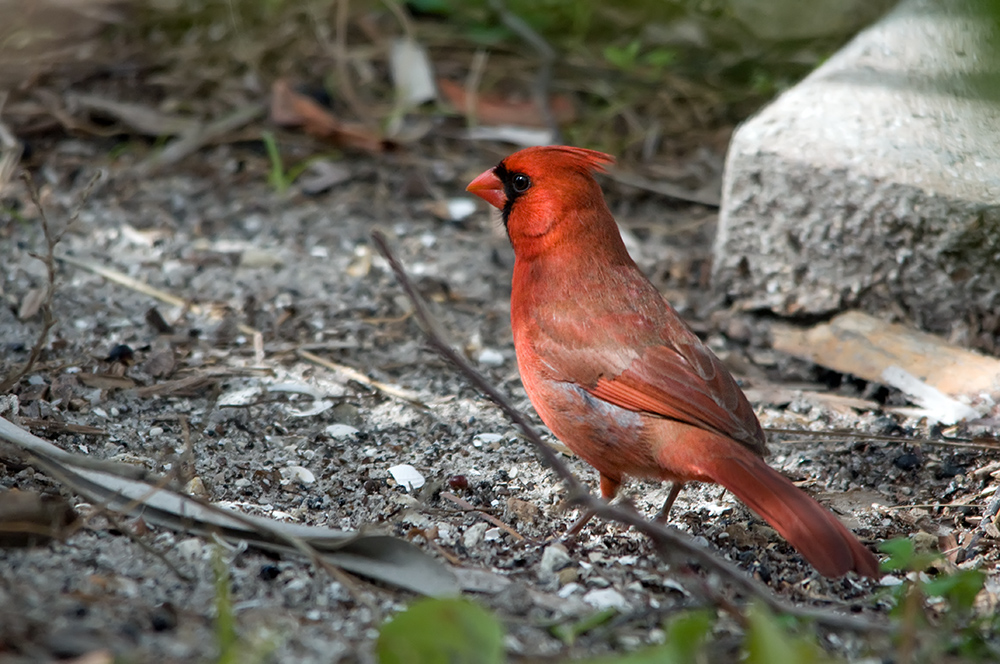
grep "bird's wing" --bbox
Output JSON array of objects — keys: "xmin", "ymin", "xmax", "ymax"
[
  {"xmin": 588, "ymin": 338, "xmax": 766, "ymax": 453},
  {"xmin": 535, "ymin": 302, "xmax": 766, "ymax": 455}
]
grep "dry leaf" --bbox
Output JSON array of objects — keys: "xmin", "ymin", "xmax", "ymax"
[
  {"xmin": 389, "ymin": 38, "xmax": 436, "ymax": 108},
  {"xmin": 17, "ymin": 287, "xmax": 46, "ymax": 320},
  {"xmin": 0, "ymin": 488, "xmax": 80, "ymax": 547},
  {"xmin": 0, "ymin": 415, "xmax": 458, "ymax": 596},
  {"xmin": 141, "ymin": 348, "xmax": 176, "ymax": 378},
  {"xmin": 437, "ymin": 78, "xmax": 575, "ymax": 128},
  {"xmin": 270, "ymin": 79, "xmax": 392, "ymax": 154}
]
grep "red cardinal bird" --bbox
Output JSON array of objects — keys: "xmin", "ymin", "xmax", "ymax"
[{"xmin": 467, "ymin": 145, "xmax": 879, "ymax": 578}]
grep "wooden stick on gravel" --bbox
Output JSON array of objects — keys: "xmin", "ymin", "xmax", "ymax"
[{"xmin": 371, "ymin": 228, "xmax": 888, "ymax": 633}]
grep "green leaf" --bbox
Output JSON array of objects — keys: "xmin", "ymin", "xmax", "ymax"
[
  {"xmin": 603, "ymin": 39, "xmax": 642, "ymax": 71},
  {"xmin": 260, "ymin": 131, "xmax": 289, "ymax": 194},
  {"xmin": 212, "ymin": 547, "xmax": 238, "ymax": 664},
  {"xmin": 576, "ymin": 610, "xmax": 713, "ymax": 664},
  {"xmin": 377, "ymin": 598, "xmax": 504, "ymax": 664},
  {"xmin": 923, "ymin": 569, "xmax": 986, "ymax": 613},
  {"xmin": 745, "ymin": 603, "xmax": 834, "ymax": 664},
  {"xmin": 550, "ymin": 608, "xmax": 617, "ymax": 645},
  {"xmin": 879, "ymin": 537, "xmax": 916, "ymax": 571},
  {"xmin": 878, "ymin": 537, "xmax": 942, "ymax": 573},
  {"xmin": 643, "ymin": 48, "xmax": 676, "ymax": 69}
]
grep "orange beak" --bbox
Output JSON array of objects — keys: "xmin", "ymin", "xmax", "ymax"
[{"xmin": 466, "ymin": 169, "xmax": 506, "ymax": 210}]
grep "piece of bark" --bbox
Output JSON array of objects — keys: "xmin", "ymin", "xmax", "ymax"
[{"xmin": 771, "ymin": 310, "xmax": 1000, "ymax": 397}]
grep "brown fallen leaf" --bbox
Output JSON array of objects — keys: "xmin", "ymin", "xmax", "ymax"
[
  {"xmin": 506, "ymin": 496, "xmax": 542, "ymax": 526},
  {"xmin": 0, "ymin": 488, "xmax": 80, "ymax": 547},
  {"xmin": 270, "ymin": 79, "xmax": 392, "ymax": 154},
  {"xmin": 17, "ymin": 287, "xmax": 47, "ymax": 320},
  {"xmin": 141, "ymin": 348, "xmax": 176, "ymax": 379},
  {"xmin": 437, "ymin": 78, "xmax": 576, "ymax": 128}
]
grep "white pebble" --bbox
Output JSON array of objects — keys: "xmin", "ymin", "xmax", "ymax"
[
  {"xmin": 477, "ymin": 348, "xmax": 504, "ymax": 367},
  {"xmin": 281, "ymin": 465, "xmax": 316, "ymax": 485},
  {"xmin": 325, "ymin": 423, "xmax": 360, "ymax": 439},
  {"xmin": 558, "ymin": 583, "xmax": 582, "ymax": 598},
  {"xmin": 484, "ymin": 527, "xmax": 502, "ymax": 541},
  {"xmin": 148, "ymin": 426, "xmax": 164, "ymax": 437},
  {"xmin": 463, "ymin": 522, "xmax": 489, "ymax": 548},
  {"xmin": 472, "ymin": 433, "xmax": 503, "ymax": 448},
  {"xmin": 447, "ymin": 198, "xmax": 477, "ymax": 221},
  {"xmin": 583, "ymin": 588, "xmax": 628, "ymax": 611},
  {"xmin": 388, "ymin": 463, "xmax": 425, "ymax": 491}
]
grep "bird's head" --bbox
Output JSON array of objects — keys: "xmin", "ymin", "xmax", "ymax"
[{"xmin": 466, "ymin": 146, "xmax": 615, "ymax": 256}]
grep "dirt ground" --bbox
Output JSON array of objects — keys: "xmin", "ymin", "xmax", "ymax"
[{"xmin": 1, "ymin": 135, "xmax": 999, "ymax": 663}]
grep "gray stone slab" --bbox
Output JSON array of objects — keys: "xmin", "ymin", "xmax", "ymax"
[{"xmin": 713, "ymin": 0, "xmax": 1000, "ymax": 345}]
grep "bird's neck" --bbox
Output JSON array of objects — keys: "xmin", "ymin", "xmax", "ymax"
[{"xmin": 510, "ymin": 224, "xmax": 636, "ymax": 319}]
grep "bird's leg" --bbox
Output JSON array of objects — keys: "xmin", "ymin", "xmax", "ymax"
[
  {"xmin": 565, "ymin": 473, "xmax": 620, "ymax": 536},
  {"xmin": 654, "ymin": 482, "xmax": 684, "ymax": 523}
]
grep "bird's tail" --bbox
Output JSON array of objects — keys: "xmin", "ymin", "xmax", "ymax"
[{"xmin": 659, "ymin": 434, "xmax": 880, "ymax": 578}]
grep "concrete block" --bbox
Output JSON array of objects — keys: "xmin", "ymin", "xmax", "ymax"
[{"xmin": 713, "ymin": 0, "xmax": 1000, "ymax": 346}]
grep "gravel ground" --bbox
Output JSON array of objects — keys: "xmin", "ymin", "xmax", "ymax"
[{"xmin": 1, "ymin": 138, "xmax": 998, "ymax": 663}]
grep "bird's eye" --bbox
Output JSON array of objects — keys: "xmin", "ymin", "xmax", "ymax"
[{"xmin": 511, "ymin": 173, "xmax": 531, "ymax": 193}]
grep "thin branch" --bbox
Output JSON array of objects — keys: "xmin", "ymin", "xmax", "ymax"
[
  {"xmin": 370, "ymin": 230, "xmax": 887, "ymax": 633},
  {"xmin": 296, "ymin": 348, "xmax": 427, "ymax": 408},
  {"xmin": 765, "ymin": 427, "xmax": 1000, "ymax": 450},
  {"xmin": 334, "ymin": 0, "xmax": 372, "ymax": 126},
  {"xmin": 0, "ymin": 171, "xmax": 100, "ymax": 392}
]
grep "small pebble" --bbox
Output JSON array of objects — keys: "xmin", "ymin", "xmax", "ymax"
[
  {"xmin": 388, "ymin": 463, "xmax": 425, "ymax": 491},
  {"xmin": 472, "ymin": 433, "xmax": 503, "ymax": 448},
  {"xmin": 893, "ymin": 453, "xmax": 920, "ymax": 471},
  {"xmin": 539, "ymin": 543, "xmax": 573, "ymax": 580},
  {"xmin": 447, "ymin": 475, "xmax": 469, "ymax": 491},
  {"xmin": 463, "ymin": 523, "xmax": 488, "ymax": 548},
  {"xmin": 325, "ymin": 423, "xmax": 360, "ymax": 439},
  {"xmin": 184, "ymin": 476, "xmax": 208, "ymax": 497},
  {"xmin": 558, "ymin": 582, "xmax": 581, "ymax": 598},
  {"xmin": 583, "ymin": 588, "xmax": 628, "ymax": 611},
  {"xmin": 281, "ymin": 465, "xmax": 316, "ymax": 485},
  {"xmin": 477, "ymin": 348, "xmax": 504, "ymax": 367}
]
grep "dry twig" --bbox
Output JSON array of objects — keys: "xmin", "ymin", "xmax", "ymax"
[
  {"xmin": 766, "ymin": 427, "xmax": 1000, "ymax": 451},
  {"xmin": 0, "ymin": 171, "xmax": 101, "ymax": 392},
  {"xmin": 297, "ymin": 348, "xmax": 426, "ymax": 407},
  {"xmin": 371, "ymin": 229, "xmax": 887, "ymax": 633}
]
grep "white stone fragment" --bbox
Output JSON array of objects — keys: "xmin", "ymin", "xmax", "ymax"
[
  {"xmin": 477, "ymin": 348, "xmax": 504, "ymax": 367},
  {"xmin": 217, "ymin": 386, "xmax": 261, "ymax": 407},
  {"xmin": 325, "ymin": 423, "xmax": 360, "ymax": 439},
  {"xmin": 582, "ymin": 588, "xmax": 628, "ymax": 611},
  {"xmin": 281, "ymin": 466, "xmax": 316, "ymax": 485},
  {"xmin": 388, "ymin": 463, "xmax": 425, "ymax": 491},
  {"xmin": 446, "ymin": 198, "xmax": 477, "ymax": 221},
  {"xmin": 472, "ymin": 433, "xmax": 503, "ymax": 448},
  {"xmin": 463, "ymin": 522, "xmax": 489, "ymax": 548}
]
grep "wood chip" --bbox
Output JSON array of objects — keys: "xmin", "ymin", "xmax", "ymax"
[{"xmin": 772, "ymin": 311, "xmax": 1000, "ymax": 397}]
